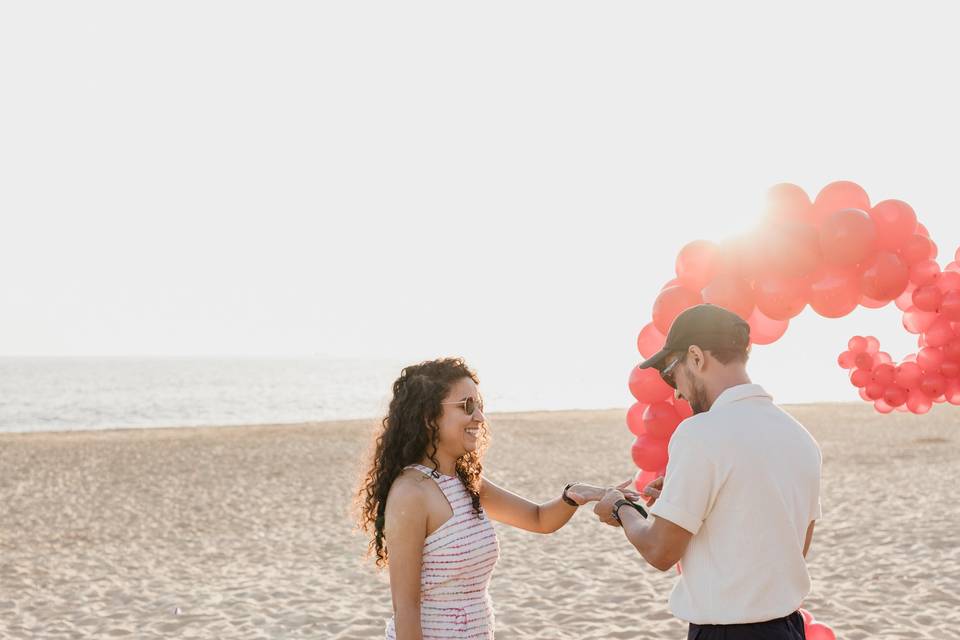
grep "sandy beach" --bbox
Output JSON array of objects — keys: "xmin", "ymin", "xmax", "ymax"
[{"xmin": 1, "ymin": 404, "xmax": 959, "ymax": 639}]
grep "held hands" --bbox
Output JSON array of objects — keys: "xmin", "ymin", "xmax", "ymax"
[
  {"xmin": 564, "ymin": 482, "xmax": 643, "ymax": 506},
  {"xmin": 591, "ymin": 475, "xmax": 665, "ymax": 528}
]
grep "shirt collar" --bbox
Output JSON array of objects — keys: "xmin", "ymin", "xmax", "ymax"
[{"xmin": 711, "ymin": 383, "xmax": 772, "ymax": 410}]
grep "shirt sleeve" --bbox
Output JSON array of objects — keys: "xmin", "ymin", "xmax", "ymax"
[
  {"xmin": 648, "ymin": 430, "xmax": 720, "ymax": 535},
  {"xmin": 811, "ymin": 444, "xmax": 823, "ymax": 521}
]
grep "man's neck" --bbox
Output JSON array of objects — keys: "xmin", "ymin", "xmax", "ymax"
[{"xmin": 704, "ymin": 371, "xmax": 752, "ymax": 411}]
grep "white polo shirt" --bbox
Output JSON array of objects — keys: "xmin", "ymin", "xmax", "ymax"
[{"xmin": 648, "ymin": 384, "xmax": 822, "ymax": 625}]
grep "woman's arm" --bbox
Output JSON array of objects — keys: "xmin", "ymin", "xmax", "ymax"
[
  {"xmin": 384, "ymin": 479, "xmax": 427, "ymax": 640},
  {"xmin": 479, "ymin": 477, "xmax": 606, "ymax": 534}
]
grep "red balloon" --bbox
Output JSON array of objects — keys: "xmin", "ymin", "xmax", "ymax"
[
  {"xmin": 634, "ymin": 468, "xmax": 660, "ymax": 494},
  {"xmin": 941, "ymin": 361, "xmax": 960, "ymax": 378},
  {"xmin": 661, "ymin": 278, "xmax": 681, "ymax": 290},
  {"xmin": 819, "ymin": 209, "xmax": 877, "ymax": 267},
  {"xmin": 854, "ymin": 352, "xmax": 874, "ymax": 370},
  {"xmin": 702, "ymin": 275, "xmax": 755, "ymax": 321},
  {"xmin": 903, "ymin": 307, "xmax": 938, "ymax": 334},
  {"xmin": 848, "ymin": 335, "xmax": 868, "ymax": 352},
  {"xmin": 637, "ymin": 322, "xmax": 667, "ymax": 359},
  {"xmin": 899, "ymin": 234, "xmax": 937, "ymax": 266},
  {"xmin": 868, "ymin": 199, "xmax": 918, "ymax": 251},
  {"xmin": 865, "ymin": 381, "xmax": 885, "ymax": 400},
  {"xmin": 766, "ymin": 183, "xmax": 813, "ymax": 223},
  {"xmin": 808, "ymin": 268, "xmax": 861, "ymax": 318},
  {"xmin": 805, "ymin": 622, "xmax": 837, "ymax": 640},
  {"xmin": 859, "ymin": 294, "xmax": 887, "ymax": 308},
  {"xmin": 917, "ymin": 222, "xmax": 930, "ymax": 237},
  {"xmin": 924, "ymin": 317, "xmax": 957, "ymax": 348},
  {"xmin": 949, "ymin": 261, "xmax": 960, "ymax": 274},
  {"xmin": 945, "ymin": 378, "xmax": 960, "ymax": 405},
  {"xmin": 631, "ymin": 435, "xmax": 669, "ymax": 471},
  {"xmin": 812, "ymin": 181, "xmax": 871, "ymax": 225},
  {"xmin": 920, "ymin": 372, "xmax": 946, "ymax": 399},
  {"xmin": 798, "ymin": 609, "xmax": 814, "ymax": 626},
  {"xmin": 642, "ymin": 402, "xmax": 683, "ymax": 439},
  {"xmin": 943, "ymin": 291, "xmax": 960, "ymax": 322},
  {"xmin": 653, "ymin": 286, "xmax": 704, "ymax": 335},
  {"xmin": 626, "ymin": 402, "xmax": 649, "ymax": 437},
  {"xmin": 850, "ymin": 368, "xmax": 872, "ymax": 387},
  {"xmin": 907, "ymin": 388, "xmax": 933, "ymax": 414},
  {"xmin": 917, "ymin": 347, "xmax": 945, "ymax": 373},
  {"xmin": 909, "ymin": 259, "xmax": 941, "ymax": 287},
  {"xmin": 762, "ymin": 221, "xmax": 822, "ymax": 278},
  {"xmin": 860, "ymin": 252, "xmax": 909, "ymax": 301},
  {"xmin": 747, "ymin": 308, "xmax": 789, "ymax": 345},
  {"xmin": 875, "ymin": 350, "xmax": 893, "ymax": 363},
  {"xmin": 895, "ymin": 361, "xmax": 923, "ymax": 389},
  {"xmin": 629, "ymin": 366, "xmax": 673, "ymax": 404},
  {"xmin": 912, "ymin": 285, "xmax": 943, "ymax": 312},
  {"xmin": 884, "ymin": 385, "xmax": 908, "ymax": 407},
  {"xmin": 872, "ymin": 363, "xmax": 896, "ymax": 385},
  {"xmin": 675, "ymin": 241, "xmax": 720, "ymax": 291},
  {"xmin": 865, "ymin": 336, "xmax": 881, "ymax": 352},
  {"xmin": 944, "ymin": 339, "xmax": 960, "ymax": 362},
  {"xmin": 717, "ymin": 232, "xmax": 768, "ymax": 283},
  {"xmin": 754, "ymin": 275, "xmax": 810, "ymax": 320},
  {"xmin": 837, "ymin": 350, "xmax": 857, "ymax": 369},
  {"xmin": 674, "ymin": 397, "xmax": 694, "ymax": 419}
]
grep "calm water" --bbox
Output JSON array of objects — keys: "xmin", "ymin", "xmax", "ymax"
[{"xmin": 0, "ymin": 357, "xmax": 630, "ymax": 434}]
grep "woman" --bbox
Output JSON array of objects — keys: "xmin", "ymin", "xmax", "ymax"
[{"xmin": 357, "ymin": 357, "xmax": 630, "ymax": 639}]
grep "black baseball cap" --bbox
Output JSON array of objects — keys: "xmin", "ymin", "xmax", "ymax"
[{"xmin": 639, "ymin": 304, "xmax": 751, "ymax": 372}]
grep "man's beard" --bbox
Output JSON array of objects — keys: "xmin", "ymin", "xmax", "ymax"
[{"xmin": 688, "ymin": 379, "xmax": 710, "ymax": 415}]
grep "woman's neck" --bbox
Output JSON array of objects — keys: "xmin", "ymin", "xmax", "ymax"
[{"xmin": 420, "ymin": 451, "xmax": 457, "ymax": 477}]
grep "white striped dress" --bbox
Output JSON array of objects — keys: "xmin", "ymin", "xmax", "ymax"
[{"xmin": 385, "ymin": 464, "xmax": 500, "ymax": 639}]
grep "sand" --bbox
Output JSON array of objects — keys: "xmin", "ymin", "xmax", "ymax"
[{"xmin": 1, "ymin": 404, "xmax": 958, "ymax": 639}]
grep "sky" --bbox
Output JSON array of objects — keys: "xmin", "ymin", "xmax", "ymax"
[{"xmin": 2, "ymin": 2, "xmax": 959, "ymax": 406}]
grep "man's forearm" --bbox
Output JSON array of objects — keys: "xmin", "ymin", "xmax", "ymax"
[{"xmin": 619, "ymin": 508, "xmax": 669, "ymax": 571}]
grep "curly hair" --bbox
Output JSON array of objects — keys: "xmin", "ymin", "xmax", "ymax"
[{"xmin": 356, "ymin": 357, "xmax": 489, "ymax": 568}]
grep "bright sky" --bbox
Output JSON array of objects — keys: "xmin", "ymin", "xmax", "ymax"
[{"xmin": 2, "ymin": 2, "xmax": 958, "ymax": 405}]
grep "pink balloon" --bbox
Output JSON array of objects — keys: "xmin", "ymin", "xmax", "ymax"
[
  {"xmin": 865, "ymin": 381, "xmax": 885, "ymax": 400},
  {"xmin": 766, "ymin": 183, "xmax": 813, "ymax": 223},
  {"xmin": 868, "ymin": 199, "xmax": 918, "ymax": 251},
  {"xmin": 675, "ymin": 240, "xmax": 720, "ymax": 291},
  {"xmin": 754, "ymin": 275, "xmax": 810, "ymax": 320},
  {"xmin": 876, "ymin": 351, "xmax": 893, "ymax": 364},
  {"xmin": 938, "ymin": 270, "xmax": 960, "ymax": 293},
  {"xmin": 920, "ymin": 372, "xmax": 946, "ymax": 399},
  {"xmin": 634, "ymin": 468, "xmax": 660, "ymax": 494},
  {"xmin": 848, "ymin": 336, "xmax": 868, "ymax": 352},
  {"xmin": 912, "ymin": 285, "xmax": 943, "ymax": 312},
  {"xmin": 860, "ymin": 252, "xmax": 910, "ymax": 301},
  {"xmin": 837, "ymin": 350, "xmax": 857, "ymax": 369},
  {"xmin": 642, "ymin": 401, "xmax": 683, "ymax": 439},
  {"xmin": 884, "ymin": 385, "xmax": 908, "ymax": 407},
  {"xmin": 626, "ymin": 402, "xmax": 649, "ymax": 437},
  {"xmin": 653, "ymin": 286, "xmax": 704, "ymax": 335},
  {"xmin": 812, "ymin": 180, "xmax": 871, "ymax": 225},
  {"xmin": 859, "ymin": 294, "xmax": 888, "ymax": 308},
  {"xmin": 899, "ymin": 234, "xmax": 937, "ymax": 266},
  {"xmin": 944, "ymin": 339, "xmax": 960, "ymax": 362},
  {"xmin": 895, "ymin": 361, "xmax": 923, "ymax": 389},
  {"xmin": 798, "ymin": 609, "xmax": 815, "ymax": 626},
  {"xmin": 808, "ymin": 267, "xmax": 861, "ymax": 318},
  {"xmin": 762, "ymin": 221, "xmax": 823, "ymax": 278},
  {"xmin": 909, "ymin": 259, "xmax": 941, "ymax": 287},
  {"xmin": 806, "ymin": 622, "xmax": 837, "ymax": 640},
  {"xmin": 854, "ymin": 352, "xmax": 874, "ymax": 370},
  {"xmin": 819, "ymin": 209, "xmax": 877, "ymax": 267},
  {"xmin": 903, "ymin": 307, "xmax": 939, "ymax": 334},
  {"xmin": 917, "ymin": 347, "xmax": 945, "ymax": 373},
  {"xmin": 865, "ymin": 336, "xmax": 881, "ymax": 352},
  {"xmin": 895, "ymin": 283, "xmax": 918, "ymax": 311},
  {"xmin": 872, "ymin": 363, "xmax": 896, "ymax": 385},
  {"xmin": 702, "ymin": 274, "xmax": 755, "ymax": 322},
  {"xmin": 673, "ymin": 397, "xmax": 694, "ymax": 419},
  {"xmin": 631, "ymin": 435, "xmax": 669, "ymax": 471},
  {"xmin": 874, "ymin": 398, "xmax": 895, "ymax": 413},
  {"xmin": 850, "ymin": 368, "xmax": 872, "ymax": 388},
  {"xmin": 941, "ymin": 361, "xmax": 960, "ymax": 378},
  {"xmin": 945, "ymin": 378, "xmax": 960, "ymax": 405},
  {"xmin": 629, "ymin": 366, "xmax": 673, "ymax": 404},
  {"xmin": 925, "ymin": 317, "xmax": 957, "ymax": 348},
  {"xmin": 637, "ymin": 322, "xmax": 667, "ymax": 359},
  {"xmin": 942, "ymin": 291, "xmax": 960, "ymax": 322},
  {"xmin": 747, "ymin": 308, "xmax": 789, "ymax": 345},
  {"xmin": 907, "ymin": 388, "xmax": 933, "ymax": 414}
]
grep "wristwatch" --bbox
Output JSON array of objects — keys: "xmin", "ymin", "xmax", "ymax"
[
  {"xmin": 562, "ymin": 482, "xmax": 581, "ymax": 507},
  {"xmin": 611, "ymin": 498, "xmax": 648, "ymax": 524}
]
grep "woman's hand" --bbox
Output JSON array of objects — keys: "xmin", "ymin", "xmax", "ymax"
[{"xmin": 566, "ymin": 481, "xmax": 642, "ymax": 505}]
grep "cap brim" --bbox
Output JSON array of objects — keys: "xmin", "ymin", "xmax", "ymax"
[{"xmin": 639, "ymin": 346, "xmax": 671, "ymax": 371}]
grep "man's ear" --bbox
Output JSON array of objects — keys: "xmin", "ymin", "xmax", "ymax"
[{"xmin": 689, "ymin": 345, "xmax": 706, "ymax": 372}]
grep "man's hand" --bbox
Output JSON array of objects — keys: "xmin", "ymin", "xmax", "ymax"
[
  {"xmin": 593, "ymin": 482, "xmax": 629, "ymax": 527},
  {"xmin": 566, "ymin": 482, "xmax": 642, "ymax": 506},
  {"xmin": 642, "ymin": 476, "xmax": 664, "ymax": 507}
]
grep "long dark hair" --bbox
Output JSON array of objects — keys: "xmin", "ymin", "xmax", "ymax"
[{"xmin": 356, "ymin": 357, "xmax": 489, "ymax": 568}]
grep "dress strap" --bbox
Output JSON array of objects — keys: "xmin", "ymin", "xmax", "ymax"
[{"xmin": 404, "ymin": 463, "xmax": 443, "ymax": 480}]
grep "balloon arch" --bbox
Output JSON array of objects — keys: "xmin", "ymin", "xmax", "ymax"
[{"xmin": 626, "ymin": 181, "xmax": 959, "ymax": 640}]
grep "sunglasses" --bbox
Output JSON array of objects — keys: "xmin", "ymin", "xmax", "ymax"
[
  {"xmin": 441, "ymin": 396, "xmax": 484, "ymax": 417},
  {"xmin": 660, "ymin": 354, "xmax": 684, "ymax": 389}
]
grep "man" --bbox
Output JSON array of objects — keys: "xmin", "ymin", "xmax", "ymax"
[{"xmin": 596, "ymin": 304, "xmax": 822, "ymax": 640}]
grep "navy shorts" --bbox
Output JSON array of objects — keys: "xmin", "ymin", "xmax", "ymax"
[{"xmin": 688, "ymin": 611, "xmax": 806, "ymax": 639}]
